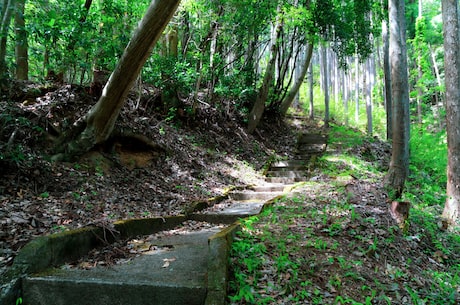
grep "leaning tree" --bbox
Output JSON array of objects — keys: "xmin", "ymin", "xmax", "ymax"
[{"xmin": 54, "ymin": 0, "xmax": 181, "ymax": 160}]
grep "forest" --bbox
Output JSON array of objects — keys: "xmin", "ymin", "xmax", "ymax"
[{"xmin": 0, "ymin": 0, "xmax": 460, "ymax": 304}]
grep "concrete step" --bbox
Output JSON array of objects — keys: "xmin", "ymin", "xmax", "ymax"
[
  {"xmin": 23, "ymin": 228, "xmax": 221, "ymax": 305},
  {"xmin": 266, "ymin": 170, "xmax": 308, "ymax": 178},
  {"xmin": 270, "ymin": 160, "xmax": 310, "ymax": 168},
  {"xmin": 229, "ymin": 191, "xmax": 284, "ymax": 201},
  {"xmin": 248, "ymin": 184, "xmax": 291, "ymax": 192},
  {"xmin": 296, "ymin": 144, "xmax": 326, "ymax": 154},
  {"xmin": 265, "ymin": 176, "xmax": 309, "ymax": 183},
  {"xmin": 297, "ymin": 133, "xmax": 328, "ymax": 145}
]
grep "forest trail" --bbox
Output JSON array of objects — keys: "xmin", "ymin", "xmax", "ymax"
[{"xmin": 12, "ymin": 132, "xmax": 327, "ymax": 305}]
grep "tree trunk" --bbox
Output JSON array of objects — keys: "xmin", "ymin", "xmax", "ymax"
[
  {"xmin": 343, "ymin": 59, "xmax": 349, "ymax": 126},
  {"xmin": 354, "ymin": 56, "xmax": 359, "ymax": 123},
  {"xmin": 384, "ymin": 0, "xmax": 410, "ymax": 200},
  {"xmin": 0, "ymin": 0, "xmax": 14, "ymax": 80},
  {"xmin": 55, "ymin": 0, "xmax": 181, "ymax": 159},
  {"xmin": 365, "ymin": 58, "xmax": 373, "ymax": 135},
  {"xmin": 415, "ymin": 0, "xmax": 423, "ymax": 126},
  {"xmin": 308, "ymin": 56, "xmax": 314, "ymax": 119},
  {"xmin": 279, "ymin": 43, "xmax": 313, "ymax": 115},
  {"xmin": 321, "ymin": 45, "xmax": 329, "ymax": 127},
  {"xmin": 247, "ymin": 5, "xmax": 282, "ymax": 134},
  {"xmin": 14, "ymin": 0, "xmax": 27, "ymax": 80},
  {"xmin": 382, "ymin": 18, "xmax": 392, "ymax": 140},
  {"xmin": 441, "ymin": 0, "xmax": 460, "ymax": 228}
]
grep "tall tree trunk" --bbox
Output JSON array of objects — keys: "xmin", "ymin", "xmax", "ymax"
[
  {"xmin": 365, "ymin": 58, "xmax": 373, "ymax": 135},
  {"xmin": 382, "ymin": 18, "xmax": 392, "ymax": 140},
  {"xmin": 0, "ymin": 0, "xmax": 14, "ymax": 80},
  {"xmin": 333, "ymin": 50, "xmax": 339, "ymax": 110},
  {"xmin": 279, "ymin": 43, "xmax": 313, "ymax": 115},
  {"xmin": 55, "ymin": 0, "xmax": 181, "ymax": 158},
  {"xmin": 343, "ymin": 59, "xmax": 349, "ymax": 126},
  {"xmin": 308, "ymin": 56, "xmax": 314, "ymax": 119},
  {"xmin": 384, "ymin": 0, "xmax": 410, "ymax": 199},
  {"xmin": 321, "ymin": 45, "xmax": 330, "ymax": 127},
  {"xmin": 354, "ymin": 56, "xmax": 360, "ymax": 123},
  {"xmin": 415, "ymin": 0, "xmax": 423, "ymax": 126},
  {"xmin": 441, "ymin": 0, "xmax": 460, "ymax": 228},
  {"xmin": 14, "ymin": 0, "xmax": 27, "ymax": 80},
  {"xmin": 247, "ymin": 5, "xmax": 282, "ymax": 134}
]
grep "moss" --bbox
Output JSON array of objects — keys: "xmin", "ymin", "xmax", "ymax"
[
  {"xmin": 13, "ymin": 226, "xmax": 104, "ymax": 274},
  {"xmin": 114, "ymin": 216, "xmax": 187, "ymax": 238}
]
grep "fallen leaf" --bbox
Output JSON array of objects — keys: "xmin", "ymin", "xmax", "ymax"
[{"xmin": 162, "ymin": 257, "xmax": 176, "ymax": 268}]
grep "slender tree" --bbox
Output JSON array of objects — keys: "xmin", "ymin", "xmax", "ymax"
[
  {"xmin": 279, "ymin": 43, "xmax": 313, "ymax": 115},
  {"xmin": 308, "ymin": 57, "xmax": 314, "ymax": 119},
  {"xmin": 384, "ymin": 0, "xmax": 410, "ymax": 199},
  {"xmin": 441, "ymin": 0, "xmax": 460, "ymax": 228},
  {"xmin": 0, "ymin": 0, "xmax": 14, "ymax": 80},
  {"xmin": 321, "ymin": 44, "xmax": 330, "ymax": 127},
  {"xmin": 248, "ymin": 3, "xmax": 282, "ymax": 134},
  {"xmin": 382, "ymin": 17, "xmax": 392, "ymax": 140},
  {"xmin": 14, "ymin": 0, "xmax": 27, "ymax": 80}
]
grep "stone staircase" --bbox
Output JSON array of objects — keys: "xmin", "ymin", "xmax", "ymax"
[
  {"xmin": 6, "ymin": 133, "xmax": 327, "ymax": 305},
  {"xmin": 265, "ymin": 133, "xmax": 327, "ymax": 183}
]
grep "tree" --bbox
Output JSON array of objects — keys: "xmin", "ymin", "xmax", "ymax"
[
  {"xmin": 0, "ymin": 0, "xmax": 14, "ymax": 81},
  {"xmin": 55, "ymin": 0, "xmax": 181, "ymax": 159},
  {"xmin": 14, "ymin": 0, "xmax": 27, "ymax": 80},
  {"xmin": 247, "ymin": 3, "xmax": 282, "ymax": 134},
  {"xmin": 279, "ymin": 43, "xmax": 313, "ymax": 115},
  {"xmin": 382, "ymin": 16, "xmax": 392, "ymax": 140},
  {"xmin": 441, "ymin": 0, "xmax": 460, "ymax": 228},
  {"xmin": 321, "ymin": 44, "xmax": 330, "ymax": 127},
  {"xmin": 384, "ymin": 0, "xmax": 410, "ymax": 199}
]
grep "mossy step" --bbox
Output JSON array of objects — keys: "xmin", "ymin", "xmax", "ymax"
[
  {"xmin": 265, "ymin": 177, "xmax": 309, "ymax": 183},
  {"xmin": 270, "ymin": 160, "xmax": 310, "ymax": 168},
  {"xmin": 297, "ymin": 133, "xmax": 328, "ymax": 144},
  {"xmin": 229, "ymin": 191, "xmax": 284, "ymax": 201},
  {"xmin": 266, "ymin": 170, "xmax": 309, "ymax": 178},
  {"xmin": 295, "ymin": 144, "xmax": 327, "ymax": 153},
  {"xmin": 23, "ymin": 228, "xmax": 221, "ymax": 305}
]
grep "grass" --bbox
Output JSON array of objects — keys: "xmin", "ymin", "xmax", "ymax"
[{"xmin": 228, "ymin": 119, "xmax": 460, "ymax": 304}]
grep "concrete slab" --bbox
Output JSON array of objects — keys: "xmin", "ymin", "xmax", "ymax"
[
  {"xmin": 265, "ymin": 177, "xmax": 309, "ymax": 183},
  {"xmin": 297, "ymin": 133, "xmax": 328, "ymax": 144},
  {"xmin": 23, "ymin": 228, "xmax": 221, "ymax": 305},
  {"xmin": 248, "ymin": 184, "xmax": 291, "ymax": 192},
  {"xmin": 266, "ymin": 170, "xmax": 309, "ymax": 178},
  {"xmin": 229, "ymin": 191, "xmax": 284, "ymax": 201}
]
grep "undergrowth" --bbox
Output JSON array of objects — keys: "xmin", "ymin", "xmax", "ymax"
[{"xmin": 228, "ymin": 121, "xmax": 460, "ymax": 305}]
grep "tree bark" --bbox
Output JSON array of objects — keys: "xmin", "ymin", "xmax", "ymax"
[
  {"xmin": 247, "ymin": 5, "xmax": 282, "ymax": 134},
  {"xmin": 279, "ymin": 43, "xmax": 313, "ymax": 115},
  {"xmin": 14, "ymin": 0, "xmax": 27, "ymax": 80},
  {"xmin": 321, "ymin": 45, "xmax": 330, "ymax": 127},
  {"xmin": 366, "ymin": 58, "xmax": 373, "ymax": 135},
  {"xmin": 0, "ymin": 0, "xmax": 14, "ymax": 80},
  {"xmin": 384, "ymin": 0, "xmax": 410, "ymax": 199},
  {"xmin": 382, "ymin": 18, "xmax": 392, "ymax": 140},
  {"xmin": 441, "ymin": 0, "xmax": 460, "ymax": 228},
  {"xmin": 308, "ymin": 55, "xmax": 314, "ymax": 119},
  {"xmin": 55, "ymin": 0, "xmax": 181, "ymax": 158},
  {"xmin": 354, "ymin": 56, "xmax": 360, "ymax": 123}
]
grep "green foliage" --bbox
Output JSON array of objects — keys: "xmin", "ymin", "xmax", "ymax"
[
  {"xmin": 24, "ymin": 0, "xmax": 148, "ymax": 80},
  {"xmin": 405, "ymin": 126, "xmax": 447, "ymax": 206}
]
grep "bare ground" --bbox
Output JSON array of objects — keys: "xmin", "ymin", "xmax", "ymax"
[{"xmin": 0, "ymin": 81, "xmax": 303, "ymax": 277}]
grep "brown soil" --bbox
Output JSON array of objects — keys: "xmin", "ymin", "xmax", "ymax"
[{"xmin": 0, "ymin": 81, "xmax": 307, "ymax": 276}]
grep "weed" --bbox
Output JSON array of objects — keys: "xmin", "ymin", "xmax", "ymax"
[{"xmin": 39, "ymin": 192, "xmax": 50, "ymax": 198}]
